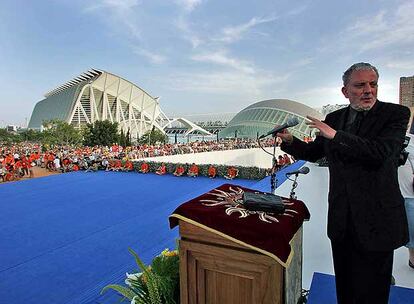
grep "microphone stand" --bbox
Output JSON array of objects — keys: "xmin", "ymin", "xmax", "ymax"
[
  {"xmin": 289, "ymin": 173, "xmax": 299, "ymax": 200},
  {"xmin": 270, "ymin": 136, "xmax": 278, "ymax": 194}
]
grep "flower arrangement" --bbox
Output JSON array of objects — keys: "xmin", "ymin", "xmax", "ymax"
[
  {"xmin": 101, "ymin": 248, "xmax": 180, "ymax": 304},
  {"xmin": 133, "ymin": 161, "xmax": 267, "ymax": 180}
]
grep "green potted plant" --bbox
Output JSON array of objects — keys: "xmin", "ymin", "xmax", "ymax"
[{"xmin": 102, "ymin": 248, "xmax": 180, "ymax": 304}]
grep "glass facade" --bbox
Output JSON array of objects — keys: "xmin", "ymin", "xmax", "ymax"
[
  {"xmin": 218, "ymin": 99, "xmax": 323, "ymax": 140},
  {"xmin": 28, "ymin": 83, "xmax": 85, "ymax": 129}
]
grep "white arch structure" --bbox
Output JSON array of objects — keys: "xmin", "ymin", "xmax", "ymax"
[
  {"xmin": 29, "ymin": 69, "xmax": 170, "ymax": 140},
  {"xmin": 163, "ymin": 117, "xmax": 212, "ymax": 136}
]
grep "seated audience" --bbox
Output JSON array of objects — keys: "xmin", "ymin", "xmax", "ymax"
[
  {"xmin": 187, "ymin": 163, "xmax": 199, "ymax": 177},
  {"xmin": 85, "ymin": 162, "xmax": 99, "ymax": 172},
  {"xmin": 208, "ymin": 165, "xmax": 217, "ymax": 178},
  {"xmin": 277, "ymin": 155, "xmax": 285, "ymax": 169},
  {"xmin": 283, "ymin": 153, "xmax": 291, "ymax": 165},
  {"xmin": 173, "ymin": 164, "xmax": 185, "ymax": 176},
  {"xmin": 101, "ymin": 158, "xmax": 110, "ymax": 171},
  {"xmin": 123, "ymin": 160, "xmax": 134, "ymax": 172},
  {"xmin": 109, "ymin": 159, "xmax": 122, "ymax": 171},
  {"xmin": 139, "ymin": 162, "xmax": 149, "ymax": 173},
  {"xmin": 62, "ymin": 157, "xmax": 72, "ymax": 173},
  {"xmin": 0, "ymin": 164, "xmax": 7, "ymax": 182},
  {"xmin": 224, "ymin": 166, "xmax": 238, "ymax": 180},
  {"xmin": 13, "ymin": 159, "xmax": 25, "ymax": 178},
  {"xmin": 156, "ymin": 163, "xmax": 167, "ymax": 175}
]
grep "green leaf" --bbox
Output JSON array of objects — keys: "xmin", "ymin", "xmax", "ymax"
[
  {"xmin": 128, "ymin": 248, "xmax": 163, "ymax": 304},
  {"xmin": 100, "ymin": 284, "xmax": 137, "ymax": 299}
]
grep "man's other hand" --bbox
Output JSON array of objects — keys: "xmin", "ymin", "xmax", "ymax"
[{"xmin": 306, "ymin": 116, "xmax": 336, "ymax": 139}]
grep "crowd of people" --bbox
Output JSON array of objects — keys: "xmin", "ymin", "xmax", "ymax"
[{"xmin": 0, "ymin": 138, "xmax": 280, "ymax": 182}]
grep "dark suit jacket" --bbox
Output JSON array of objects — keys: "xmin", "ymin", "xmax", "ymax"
[{"xmin": 281, "ymin": 101, "xmax": 410, "ymax": 251}]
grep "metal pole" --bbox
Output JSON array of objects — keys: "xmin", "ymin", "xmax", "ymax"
[{"xmin": 270, "ymin": 136, "xmax": 278, "ymax": 194}]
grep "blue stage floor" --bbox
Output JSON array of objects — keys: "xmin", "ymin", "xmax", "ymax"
[
  {"xmin": 308, "ymin": 272, "xmax": 414, "ymax": 304},
  {"xmin": 0, "ymin": 163, "xmax": 304, "ymax": 304}
]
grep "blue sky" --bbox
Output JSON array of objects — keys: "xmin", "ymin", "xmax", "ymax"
[{"xmin": 1, "ymin": 0, "xmax": 414, "ymax": 127}]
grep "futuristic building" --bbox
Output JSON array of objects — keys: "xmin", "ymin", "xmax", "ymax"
[
  {"xmin": 28, "ymin": 69, "xmax": 170, "ymax": 140},
  {"xmin": 218, "ymin": 99, "xmax": 323, "ymax": 140},
  {"xmin": 163, "ymin": 117, "xmax": 212, "ymax": 136}
]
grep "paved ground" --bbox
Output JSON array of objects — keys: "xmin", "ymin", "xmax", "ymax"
[{"xmin": 1, "ymin": 166, "xmax": 59, "ymax": 184}]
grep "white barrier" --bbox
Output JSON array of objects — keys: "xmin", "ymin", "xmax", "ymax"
[{"xmin": 141, "ymin": 147, "xmax": 285, "ymax": 169}]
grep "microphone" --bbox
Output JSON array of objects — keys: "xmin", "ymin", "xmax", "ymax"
[
  {"xmin": 286, "ymin": 166, "xmax": 310, "ymax": 176},
  {"xmin": 259, "ymin": 117, "xmax": 299, "ymax": 139}
]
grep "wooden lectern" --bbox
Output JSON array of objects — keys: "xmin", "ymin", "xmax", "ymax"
[{"xmin": 177, "ymin": 220, "xmax": 303, "ymax": 304}]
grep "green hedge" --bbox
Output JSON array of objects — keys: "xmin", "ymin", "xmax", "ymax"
[{"xmin": 132, "ymin": 161, "xmax": 267, "ymax": 180}]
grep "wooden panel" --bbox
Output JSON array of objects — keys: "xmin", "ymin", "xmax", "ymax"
[
  {"xmin": 180, "ymin": 239, "xmax": 283, "ymax": 304},
  {"xmin": 205, "ymin": 271, "xmax": 253, "ymax": 304}
]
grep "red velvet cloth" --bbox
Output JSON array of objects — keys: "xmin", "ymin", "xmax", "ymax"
[{"xmin": 169, "ymin": 183, "xmax": 310, "ymax": 266}]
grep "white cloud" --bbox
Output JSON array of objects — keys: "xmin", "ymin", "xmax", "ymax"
[
  {"xmin": 162, "ymin": 69, "xmax": 290, "ymax": 101},
  {"xmin": 344, "ymin": 1, "xmax": 414, "ymax": 53},
  {"xmin": 346, "ymin": 10, "xmax": 388, "ymax": 35},
  {"xmin": 84, "ymin": 0, "xmax": 141, "ymax": 12},
  {"xmin": 158, "ymin": 69, "xmax": 291, "ymax": 113},
  {"xmin": 133, "ymin": 47, "xmax": 166, "ymax": 64},
  {"xmin": 83, "ymin": 0, "xmax": 142, "ymax": 39},
  {"xmin": 292, "ymin": 58, "xmax": 314, "ymax": 68},
  {"xmin": 386, "ymin": 59, "xmax": 414, "ymax": 70},
  {"xmin": 83, "ymin": 0, "xmax": 170, "ymax": 63},
  {"xmin": 216, "ymin": 15, "xmax": 278, "ymax": 43},
  {"xmin": 292, "ymin": 85, "xmax": 345, "ymax": 108},
  {"xmin": 285, "ymin": 4, "xmax": 309, "ymax": 17},
  {"xmin": 175, "ymin": 17, "xmax": 204, "ymax": 48},
  {"xmin": 192, "ymin": 50, "xmax": 256, "ymax": 74},
  {"xmin": 174, "ymin": 0, "xmax": 202, "ymax": 13}
]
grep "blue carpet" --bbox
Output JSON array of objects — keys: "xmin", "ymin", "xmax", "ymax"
[
  {"xmin": 307, "ymin": 272, "xmax": 414, "ymax": 304},
  {"xmin": 252, "ymin": 160, "xmax": 306, "ymax": 192},
  {"xmin": 1, "ymin": 169, "xmax": 285, "ymax": 304}
]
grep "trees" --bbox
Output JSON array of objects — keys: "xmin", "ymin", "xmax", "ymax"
[
  {"xmin": 118, "ymin": 128, "xmax": 132, "ymax": 147},
  {"xmin": 83, "ymin": 120, "xmax": 119, "ymax": 146},
  {"xmin": 138, "ymin": 128, "xmax": 168, "ymax": 145},
  {"xmin": 0, "ymin": 128, "xmax": 20, "ymax": 144},
  {"xmin": 41, "ymin": 120, "xmax": 82, "ymax": 146},
  {"xmin": 19, "ymin": 129, "xmax": 43, "ymax": 142}
]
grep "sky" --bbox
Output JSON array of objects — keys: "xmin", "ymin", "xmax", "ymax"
[{"xmin": 1, "ymin": 0, "xmax": 414, "ymax": 127}]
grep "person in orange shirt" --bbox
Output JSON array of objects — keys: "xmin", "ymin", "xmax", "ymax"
[
  {"xmin": 13, "ymin": 159, "xmax": 24, "ymax": 178},
  {"xmin": 21, "ymin": 155, "xmax": 30, "ymax": 177},
  {"xmin": 29, "ymin": 153, "xmax": 38, "ymax": 168},
  {"xmin": 140, "ymin": 162, "xmax": 149, "ymax": 173},
  {"xmin": 123, "ymin": 160, "xmax": 134, "ymax": 172},
  {"xmin": 46, "ymin": 153, "xmax": 55, "ymax": 171},
  {"xmin": 23, "ymin": 155, "xmax": 34, "ymax": 178},
  {"xmin": 277, "ymin": 155, "xmax": 285, "ymax": 169},
  {"xmin": 3, "ymin": 171, "xmax": 15, "ymax": 182},
  {"xmin": 4, "ymin": 153, "xmax": 14, "ymax": 171},
  {"xmin": 62, "ymin": 158, "xmax": 71, "ymax": 173},
  {"xmin": 283, "ymin": 154, "xmax": 291, "ymax": 165},
  {"xmin": 187, "ymin": 163, "xmax": 199, "ymax": 177},
  {"xmin": 156, "ymin": 163, "xmax": 167, "ymax": 175},
  {"xmin": 224, "ymin": 166, "xmax": 238, "ymax": 180},
  {"xmin": 173, "ymin": 164, "xmax": 185, "ymax": 176},
  {"xmin": 208, "ymin": 165, "xmax": 217, "ymax": 179},
  {"xmin": 110, "ymin": 159, "xmax": 122, "ymax": 171}
]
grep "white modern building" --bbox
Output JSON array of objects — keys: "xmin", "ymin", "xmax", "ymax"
[{"xmin": 28, "ymin": 69, "xmax": 171, "ymax": 140}]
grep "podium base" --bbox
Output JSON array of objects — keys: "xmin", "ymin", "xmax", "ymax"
[{"xmin": 178, "ymin": 220, "xmax": 303, "ymax": 304}]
